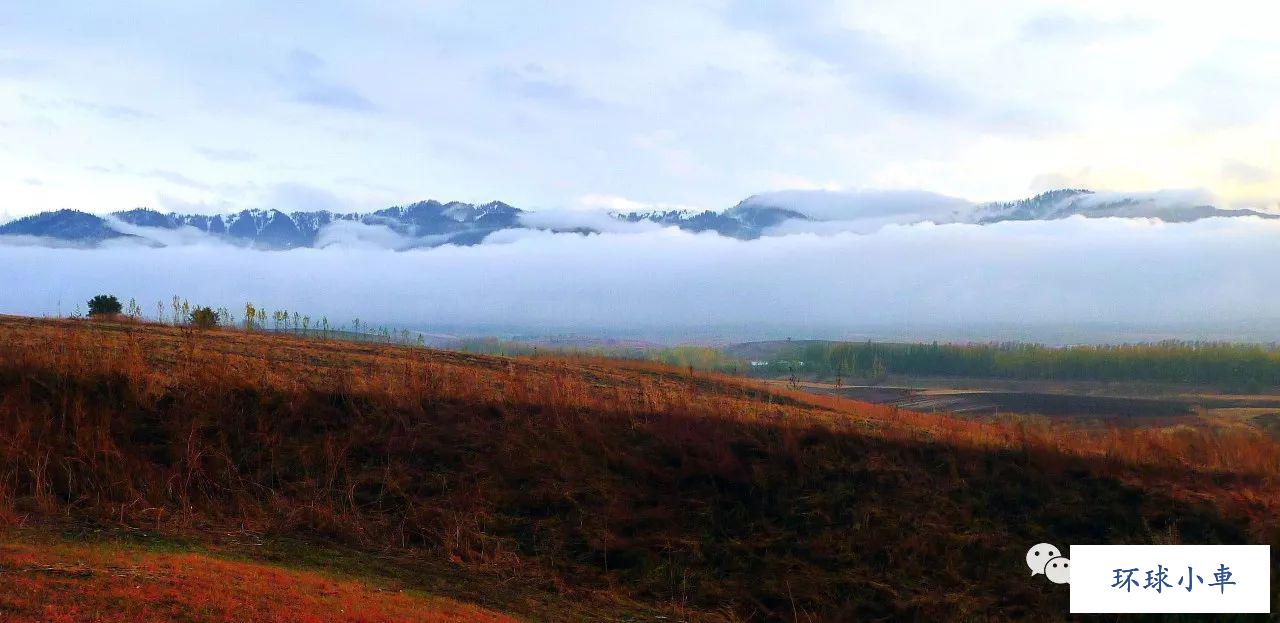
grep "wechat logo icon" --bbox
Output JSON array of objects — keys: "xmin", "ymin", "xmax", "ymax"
[{"xmin": 1027, "ymin": 542, "xmax": 1070, "ymax": 585}]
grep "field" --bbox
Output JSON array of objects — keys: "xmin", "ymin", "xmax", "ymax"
[
  {"xmin": 770, "ymin": 374, "xmax": 1280, "ymax": 441},
  {"xmin": 0, "ymin": 315, "xmax": 1278, "ymax": 620},
  {"xmin": 780, "ymin": 381, "xmax": 1197, "ymax": 421}
]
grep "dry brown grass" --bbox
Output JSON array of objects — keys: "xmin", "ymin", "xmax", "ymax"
[
  {"xmin": 0, "ymin": 314, "xmax": 1276, "ymax": 621},
  {"xmin": 0, "ymin": 541, "xmax": 517, "ymax": 623}
]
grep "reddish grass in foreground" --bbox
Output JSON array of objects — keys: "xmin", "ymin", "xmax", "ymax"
[
  {"xmin": 0, "ymin": 542, "xmax": 515, "ymax": 623},
  {"xmin": 0, "ymin": 315, "xmax": 1276, "ymax": 620}
]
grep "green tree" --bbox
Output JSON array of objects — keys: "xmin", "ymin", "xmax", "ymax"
[
  {"xmin": 189, "ymin": 306, "xmax": 219, "ymax": 329},
  {"xmin": 868, "ymin": 356, "xmax": 888, "ymax": 384},
  {"xmin": 86, "ymin": 294, "xmax": 122, "ymax": 316}
]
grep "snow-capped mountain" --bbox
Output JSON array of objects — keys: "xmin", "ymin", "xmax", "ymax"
[
  {"xmin": 614, "ymin": 203, "xmax": 809, "ymax": 239},
  {"xmin": 1, "ymin": 189, "xmax": 1274, "ymax": 249},
  {"xmin": 1, "ymin": 209, "xmax": 132, "ymax": 244},
  {"xmin": 733, "ymin": 189, "xmax": 974, "ymax": 224},
  {"xmin": 730, "ymin": 188, "xmax": 1278, "ymax": 229},
  {"xmin": 0, "ymin": 199, "xmax": 524, "ymax": 249},
  {"xmin": 968, "ymin": 189, "xmax": 1276, "ymax": 223}
]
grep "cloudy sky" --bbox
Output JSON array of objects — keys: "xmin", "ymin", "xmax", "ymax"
[{"xmin": 3, "ymin": 0, "xmax": 1280, "ymax": 221}]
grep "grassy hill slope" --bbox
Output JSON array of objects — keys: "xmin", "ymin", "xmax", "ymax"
[
  {"xmin": 0, "ymin": 540, "xmax": 515, "ymax": 623},
  {"xmin": 0, "ymin": 316, "xmax": 1276, "ymax": 620}
]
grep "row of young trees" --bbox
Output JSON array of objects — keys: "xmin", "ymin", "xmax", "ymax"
[
  {"xmin": 83, "ymin": 294, "xmax": 220, "ymax": 328},
  {"xmin": 239, "ymin": 302, "xmax": 424, "ymax": 345},
  {"xmin": 756, "ymin": 340, "xmax": 1280, "ymax": 391},
  {"xmin": 73, "ymin": 294, "xmax": 426, "ymax": 347}
]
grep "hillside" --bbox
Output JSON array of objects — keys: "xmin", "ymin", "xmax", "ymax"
[
  {"xmin": 0, "ymin": 540, "xmax": 515, "ymax": 623},
  {"xmin": 0, "ymin": 316, "xmax": 1277, "ymax": 620}
]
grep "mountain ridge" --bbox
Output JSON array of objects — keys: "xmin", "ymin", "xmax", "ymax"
[{"xmin": 2, "ymin": 188, "xmax": 1274, "ymax": 249}]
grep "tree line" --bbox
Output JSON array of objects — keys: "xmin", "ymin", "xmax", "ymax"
[
  {"xmin": 754, "ymin": 340, "xmax": 1280, "ymax": 391},
  {"xmin": 452, "ymin": 338, "xmax": 746, "ymax": 372},
  {"xmin": 72, "ymin": 293, "xmax": 426, "ymax": 347}
]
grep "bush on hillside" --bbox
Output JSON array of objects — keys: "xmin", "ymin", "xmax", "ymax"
[
  {"xmin": 86, "ymin": 294, "xmax": 122, "ymax": 316},
  {"xmin": 189, "ymin": 306, "xmax": 219, "ymax": 329}
]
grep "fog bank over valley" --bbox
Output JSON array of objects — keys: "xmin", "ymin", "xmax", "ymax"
[{"xmin": 4, "ymin": 208, "xmax": 1279, "ymax": 344}]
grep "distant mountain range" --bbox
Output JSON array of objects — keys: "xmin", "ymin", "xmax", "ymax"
[
  {"xmin": 967, "ymin": 188, "xmax": 1272, "ymax": 223},
  {"xmin": 1, "ymin": 188, "xmax": 1274, "ymax": 249},
  {"xmin": 0, "ymin": 200, "xmax": 524, "ymax": 249}
]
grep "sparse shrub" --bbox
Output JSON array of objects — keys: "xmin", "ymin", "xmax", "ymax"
[
  {"xmin": 125, "ymin": 297, "xmax": 143, "ymax": 320},
  {"xmin": 86, "ymin": 294, "xmax": 122, "ymax": 316}
]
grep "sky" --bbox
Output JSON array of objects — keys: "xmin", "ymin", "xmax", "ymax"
[{"xmin": 3, "ymin": 1, "xmax": 1280, "ymax": 221}]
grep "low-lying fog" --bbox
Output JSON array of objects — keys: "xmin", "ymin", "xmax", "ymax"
[{"xmin": 4, "ymin": 215, "xmax": 1280, "ymax": 344}]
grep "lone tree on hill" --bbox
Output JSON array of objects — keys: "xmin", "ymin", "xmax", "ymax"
[
  {"xmin": 86, "ymin": 294, "xmax": 122, "ymax": 317},
  {"xmin": 189, "ymin": 306, "xmax": 219, "ymax": 329}
]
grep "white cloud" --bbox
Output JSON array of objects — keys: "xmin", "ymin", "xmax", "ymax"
[
  {"xmin": 1070, "ymin": 188, "xmax": 1216, "ymax": 209},
  {"xmin": 573, "ymin": 195, "xmax": 650, "ymax": 213},
  {"xmin": 742, "ymin": 189, "xmax": 974, "ymax": 222},
  {"xmin": 573, "ymin": 194, "xmax": 707, "ymax": 215},
  {"xmin": 313, "ymin": 220, "xmax": 412, "ymax": 250},
  {"xmin": 0, "ymin": 234, "xmax": 87, "ymax": 249},
  {"xmin": 99, "ymin": 214, "xmax": 221, "ymax": 248},
  {"xmin": 517, "ymin": 209, "xmax": 665, "ymax": 234}
]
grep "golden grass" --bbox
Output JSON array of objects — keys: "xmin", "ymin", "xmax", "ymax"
[
  {"xmin": 0, "ymin": 541, "xmax": 516, "ymax": 623},
  {"xmin": 0, "ymin": 314, "xmax": 1276, "ymax": 620}
]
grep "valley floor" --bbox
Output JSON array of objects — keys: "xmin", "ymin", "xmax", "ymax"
[{"xmin": 769, "ymin": 375, "xmax": 1280, "ymax": 435}]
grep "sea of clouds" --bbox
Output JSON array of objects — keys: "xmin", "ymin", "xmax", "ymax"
[{"xmin": 3, "ymin": 213, "xmax": 1280, "ymax": 342}]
